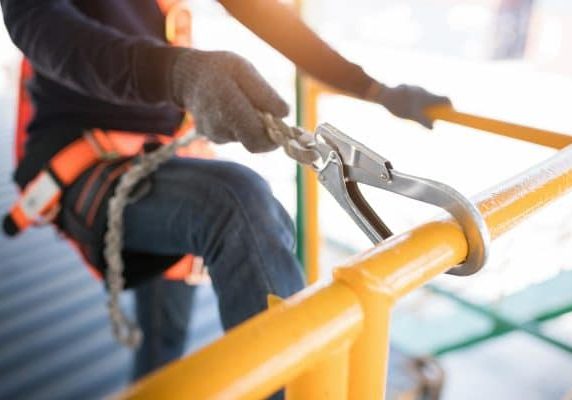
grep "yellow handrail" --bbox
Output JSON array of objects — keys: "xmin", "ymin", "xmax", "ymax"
[
  {"xmin": 427, "ymin": 104, "xmax": 572, "ymax": 149},
  {"xmin": 117, "ymin": 137, "xmax": 572, "ymax": 400},
  {"xmin": 118, "ymin": 283, "xmax": 363, "ymax": 400}
]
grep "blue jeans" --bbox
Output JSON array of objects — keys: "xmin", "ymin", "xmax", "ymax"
[
  {"xmin": 124, "ymin": 158, "xmax": 305, "ymax": 390},
  {"xmin": 132, "ymin": 278, "xmax": 196, "ymax": 379}
]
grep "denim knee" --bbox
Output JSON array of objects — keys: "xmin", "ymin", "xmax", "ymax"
[
  {"xmin": 213, "ymin": 162, "xmax": 272, "ymax": 204},
  {"xmin": 213, "ymin": 163, "xmax": 294, "ymax": 241}
]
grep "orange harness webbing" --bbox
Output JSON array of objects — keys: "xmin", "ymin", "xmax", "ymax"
[{"xmin": 6, "ymin": 0, "xmax": 209, "ymax": 282}]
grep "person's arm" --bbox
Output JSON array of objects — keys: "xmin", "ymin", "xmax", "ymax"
[
  {"xmin": 0, "ymin": 0, "xmax": 183, "ymax": 105},
  {"xmin": 220, "ymin": 0, "xmax": 451, "ymax": 128},
  {"xmin": 1, "ymin": 0, "xmax": 291, "ymax": 152},
  {"xmin": 220, "ymin": 0, "xmax": 375, "ymax": 100}
]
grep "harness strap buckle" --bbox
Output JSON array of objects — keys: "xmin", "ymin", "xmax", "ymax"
[
  {"xmin": 3, "ymin": 129, "xmax": 125, "ymax": 236},
  {"xmin": 3, "ymin": 171, "xmax": 62, "ymax": 235}
]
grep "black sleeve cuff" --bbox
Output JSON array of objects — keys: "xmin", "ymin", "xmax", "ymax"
[{"xmin": 133, "ymin": 43, "xmax": 187, "ymax": 105}]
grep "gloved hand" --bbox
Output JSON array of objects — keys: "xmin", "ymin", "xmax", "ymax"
[
  {"xmin": 172, "ymin": 49, "xmax": 289, "ymax": 152},
  {"xmin": 374, "ymin": 83, "xmax": 451, "ymax": 129}
]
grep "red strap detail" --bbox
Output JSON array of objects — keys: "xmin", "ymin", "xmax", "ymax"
[
  {"xmin": 163, "ymin": 255, "xmax": 194, "ymax": 280},
  {"xmin": 15, "ymin": 59, "xmax": 34, "ymax": 165},
  {"xmin": 85, "ymin": 162, "xmax": 131, "ymax": 227},
  {"xmin": 74, "ymin": 162, "xmax": 109, "ymax": 215},
  {"xmin": 67, "ymin": 238, "xmax": 103, "ymax": 281}
]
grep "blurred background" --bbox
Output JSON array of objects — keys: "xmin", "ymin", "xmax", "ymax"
[{"xmin": 1, "ymin": 0, "xmax": 572, "ymax": 398}]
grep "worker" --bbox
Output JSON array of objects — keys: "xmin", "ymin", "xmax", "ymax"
[{"xmin": 0, "ymin": 0, "xmax": 451, "ymax": 393}]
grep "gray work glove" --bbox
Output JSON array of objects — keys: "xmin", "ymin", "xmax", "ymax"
[
  {"xmin": 172, "ymin": 49, "xmax": 289, "ymax": 152},
  {"xmin": 375, "ymin": 84, "xmax": 451, "ymax": 129}
]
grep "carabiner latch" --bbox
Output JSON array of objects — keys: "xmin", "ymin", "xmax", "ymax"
[{"xmin": 312, "ymin": 123, "xmax": 490, "ymax": 276}]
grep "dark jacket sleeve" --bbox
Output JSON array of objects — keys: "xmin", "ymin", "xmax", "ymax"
[
  {"xmin": 220, "ymin": 0, "xmax": 376, "ymax": 99},
  {"xmin": 0, "ymin": 0, "xmax": 183, "ymax": 105}
]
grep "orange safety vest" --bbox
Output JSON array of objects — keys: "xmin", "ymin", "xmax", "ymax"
[{"xmin": 12, "ymin": 0, "xmax": 211, "ymax": 283}]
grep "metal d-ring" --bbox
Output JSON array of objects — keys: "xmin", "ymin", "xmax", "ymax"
[{"xmin": 385, "ymin": 170, "xmax": 490, "ymax": 276}]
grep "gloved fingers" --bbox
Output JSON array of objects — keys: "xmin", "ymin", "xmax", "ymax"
[
  {"xmin": 413, "ymin": 113, "xmax": 434, "ymax": 129},
  {"xmin": 376, "ymin": 83, "xmax": 452, "ymax": 129},
  {"xmin": 194, "ymin": 108, "xmax": 236, "ymax": 144},
  {"xmin": 391, "ymin": 86, "xmax": 447, "ymax": 129},
  {"xmin": 223, "ymin": 82, "xmax": 280, "ymax": 153},
  {"xmin": 233, "ymin": 59, "xmax": 289, "ymax": 119},
  {"xmin": 430, "ymin": 94, "xmax": 452, "ymax": 107},
  {"xmin": 210, "ymin": 124, "xmax": 237, "ymax": 145},
  {"xmin": 418, "ymin": 93, "xmax": 452, "ymax": 112},
  {"xmin": 415, "ymin": 90, "xmax": 451, "ymax": 129}
]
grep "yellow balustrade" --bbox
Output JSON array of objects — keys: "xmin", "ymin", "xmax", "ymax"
[
  {"xmin": 117, "ymin": 128, "xmax": 572, "ymax": 399},
  {"xmin": 118, "ymin": 283, "xmax": 363, "ymax": 400}
]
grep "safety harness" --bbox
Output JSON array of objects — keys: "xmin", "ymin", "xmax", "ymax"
[{"xmin": 3, "ymin": 0, "xmax": 208, "ymax": 284}]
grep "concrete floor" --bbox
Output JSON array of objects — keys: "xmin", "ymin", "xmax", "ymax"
[{"xmin": 440, "ymin": 332, "xmax": 572, "ymax": 400}]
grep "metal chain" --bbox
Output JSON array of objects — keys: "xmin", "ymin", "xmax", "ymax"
[
  {"xmin": 259, "ymin": 112, "xmax": 319, "ymax": 165},
  {"xmin": 104, "ymin": 131, "xmax": 198, "ymax": 348},
  {"xmin": 103, "ymin": 113, "xmax": 317, "ymax": 348}
]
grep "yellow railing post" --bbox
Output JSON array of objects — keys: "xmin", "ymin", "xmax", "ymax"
[
  {"xmin": 335, "ymin": 221, "xmax": 467, "ymax": 400},
  {"xmin": 286, "ymin": 347, "xmax": 351, "ymax": 400},
  {"xmin": 269, "ymin": 293, "xmax": 351, "ymax": 400},
  {"xmin": 334, "ymin": 267, "xmax": 393, "ymax": 400}
]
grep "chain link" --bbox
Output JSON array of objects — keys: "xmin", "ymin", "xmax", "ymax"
[
  {"xmin": 259, "ymin": 112, "xmax": 319, "ymax": 165},
  {"xmin": 103, "ymin": 114, "xmax": 316, "ymax": 348},
  {"xmin": 104, "ymin": 131, "xmax": 198, "ymax": 348}
]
